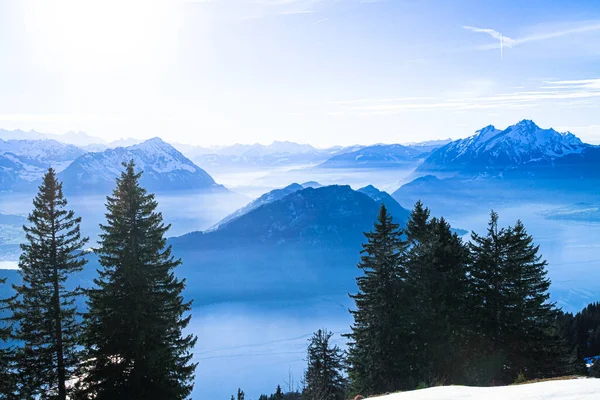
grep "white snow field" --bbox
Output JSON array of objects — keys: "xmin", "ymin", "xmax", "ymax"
[{"xmin": 369, "ymin": 379, "xmax": 600, "ymax": 400}]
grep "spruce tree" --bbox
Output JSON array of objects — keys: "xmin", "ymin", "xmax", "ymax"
[
  {"xmin": 467, "ymin": 211, "xmax": 508, "ymax": 384},
  {"xmin": 468, "ymin": 212, "xmax": 569, "ymax": 383},
  {"xmin": 502, "ymin": 221, "xmax": 567, "ymax": 379},
  {"xmin": 80, "ymin": 161, "xmax": 197, "ymax": 399},
  {"xmin": 345, "ymin": 204, "xmax": 410, "ymax": 395},
  {"xmin": 9, "ymin": 168, "xmax": 87, "ymax": 399},
  {"xmin": 303, "ymin": 329, "xmax": 347, "ymax": 400},
  {"xmin": 403, "ymin": 207, "xmax": 470, "ymax": 386}
]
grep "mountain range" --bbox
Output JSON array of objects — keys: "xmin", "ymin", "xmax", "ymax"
[
  {"xmin": 2, "ymin": 119, "xmax": 599, "ymax": 199},
  {"xmin": 417, "ymin": 120, "xmax": 595, "ymax": 177},
  {"xmin": 0, "ymin": 135, "xmax": 226, "ymax": 194},
  {"xmin": 0, "ymin": 128, "xmax": 129, "ymax": 148},
  {"xmin": 184, "ymin": 141, "xmax": 363, "ymax": 170},
  {"xmin": 392, "ymin": 120, "xmax": 600, "ymax": 211}
]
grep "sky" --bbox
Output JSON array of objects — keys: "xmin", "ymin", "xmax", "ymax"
[{"xmin": 2, "ymin": 0, "xmax": 600, "ymax": 146}]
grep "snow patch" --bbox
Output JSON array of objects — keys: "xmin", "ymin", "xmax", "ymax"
[{"xmin": 369, "ymin": 379, "xmax": 600, "ymax": 400}]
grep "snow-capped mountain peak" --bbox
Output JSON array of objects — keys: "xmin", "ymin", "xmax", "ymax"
[
  {"xmin": 419, "ymin": 120, "xmax": 590, "ymax": 174},
  {"xmin": 130, "ymin": 137, "xmax": 178, "ymax": 154},
  {"xmin": 486, "ymin": 119, "xmax": 585, "ymax": 158},
  {"xmin": 0, "ymin": 138, "xmax": 86, "ymax": 184},
  {"xmin": 59, "ymin": 138, "xmax": 220, "ymax": 193}
]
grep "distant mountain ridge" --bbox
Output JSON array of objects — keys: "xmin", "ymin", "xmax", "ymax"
[
  {"xmin": 169, "ymin": 184, "xmax": 410, "ymax": 301},
  {"xmin": 59, "ymin": 137, "xmax": 223, "ymax": 194},
  {"xmin": 186, "ymin": 141, "xmax": 359, "ymax": 169},
  {"xmin": 418, "ymin": 120, "xmax": 592, "ymax": 176},
  {"xmin": 0, "ymin": 138, "xmax": 84, "ymax": 168},
  {"xmin": 393, "ymin": 120, "xmax": 600, "ymax": 212},
  {"xmin": 318, "ymin": 144, "xmax": 426, "ymax": 169},
  {"xmin": 0, "ymin": 138, "xmax": 87, "ymax": 190}
]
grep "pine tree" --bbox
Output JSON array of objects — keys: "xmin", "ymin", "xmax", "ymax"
[
  {"xmin": 273, "ymin": 385, "xmax": 284, "ymax": 400},
  {"xmin": 403, "ymin": 207, "xmax": 470, "ymax": 386},
  {"xmin": 9, "ymin": 168, "xmax": 88, "ymax": 399},
  {"xmin": 467, "ymin": 211, "xmax": 509, "ymax": 384},
  {"xmin": 345, "ymin": 204, "xmax": 410, "ymax": 395},
  {"xmin": 303, "ymin": 329, "xmax": 347, "ymax": 400},
  {"xmin": 468, "ymin": 212, "xmax": 569, "ymax": 383},
  {"xmin": 0, "ymin": 277, "xmax": 17, "ymax": 398},
  {"xmin": 502, "ymin": 221, "xmax": 568, "ymax": 379},
  {"xmin": 236, "ymin": 388, "xmax": 245, "ymax": 400},
  {"xmin": 80, "ymin": 161, "xmax": 197, "ymax": 399}
]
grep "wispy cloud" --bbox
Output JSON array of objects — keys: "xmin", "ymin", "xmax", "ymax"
[
  {"xmin": 332, "ymin": 78, "xmax": 600, "ymax": 115},
  {"xmin": 463, "ymin": 26, "xmax": 517, "ymax": 45},
  {"xmin": 463, "ymin": 25, "xmax": 517, "ymax": 59},
  {"xmin": 463, "ymin": 21, "xmax": 600, "ymax": 54}
]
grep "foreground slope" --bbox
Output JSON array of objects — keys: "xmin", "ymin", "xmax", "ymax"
[{"xmin": 369, "ymin": 379, "xmax": 600, "ymax": 400}]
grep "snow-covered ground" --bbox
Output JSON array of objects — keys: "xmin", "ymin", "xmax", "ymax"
[{"xmin": 369, "ymin": 379, "xmax": 600, "ymax": 400}]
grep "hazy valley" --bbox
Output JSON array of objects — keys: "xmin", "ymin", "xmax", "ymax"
[{"xmin": 1, "ymin": 120, "xmax": 600, "ymax": 398}]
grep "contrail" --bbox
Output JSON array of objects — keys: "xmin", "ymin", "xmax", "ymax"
[{"xmin": 463, "ymin": 25, "xmax": 516, "ymax": 60}]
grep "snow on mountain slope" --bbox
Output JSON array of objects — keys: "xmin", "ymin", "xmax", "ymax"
[
  {"xmin": 0, "ymin": 154, "xmax": 23, "ymax": 189},
  {"xmin": 0, "ymin": 138, "xmax": 86, "ymax": 188},
  {"xmin": 0, "ymin": 138, "xmax": 84, "ymax": 167},
  {"xmin": 369, "ymin": 378, "xmax": 600, "ymax": 400},
  {"xmin": 59, "ymin": 137, "xmax": 222, "ymax": 193},
  {"xmin": 419, "ymin": 120, "xmax": 590, "ymax": 174}
]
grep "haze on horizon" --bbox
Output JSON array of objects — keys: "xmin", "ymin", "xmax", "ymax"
[{"xmin": 2, "ymin": 0, "xmax": 600, "ymax": 146}]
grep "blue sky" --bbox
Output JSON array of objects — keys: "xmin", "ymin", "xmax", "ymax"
[{"xmin": 2, "ymin": 0, "xmax": 600, "ymax": 146}]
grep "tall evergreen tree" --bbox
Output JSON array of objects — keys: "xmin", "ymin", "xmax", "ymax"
[
  {"xmin": 468, "ymin": 212, "xmax": 569, "ymax": 383},
  {"xmin": 502, "ymin": 220, "xmax": 568, "ymax": 379},
  {"xmin": 345, "ymin": 204, "xmax": 410, "ymax": 395},
  {"xmin": 403, "ymin": 205, "xmax": 470, "ymax": 386},
  {"xmin": 80, "ymin": 161, "xmax": 197, "ymax": 399},
  {"xmin": 9, "ymin": 168, "xmax": 88, "ymax": 399},
  {"xmin": 303, "ymin": 329, "xmax": 347, "ymax": 400}
]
